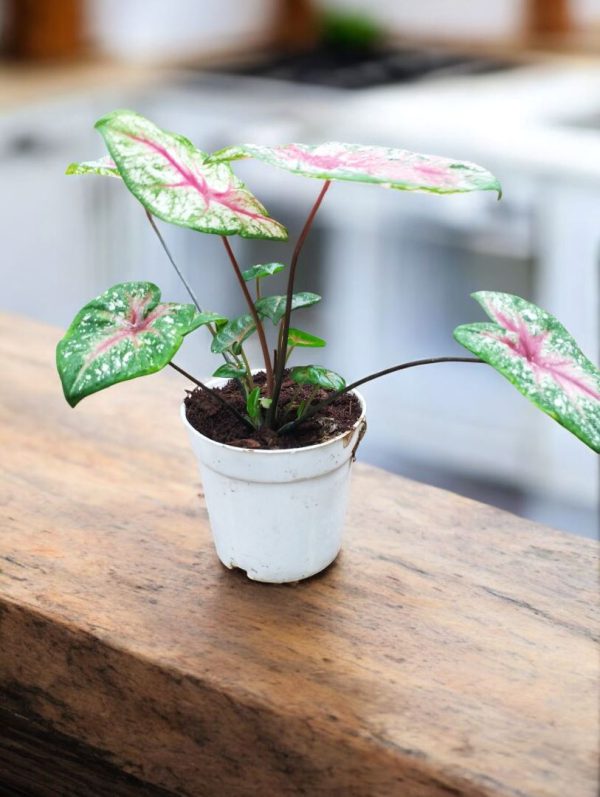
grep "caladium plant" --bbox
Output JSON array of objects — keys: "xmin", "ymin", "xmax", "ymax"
[{"xmin": 58, "ymin": 109, "xmax": 600, "ymax": 454}]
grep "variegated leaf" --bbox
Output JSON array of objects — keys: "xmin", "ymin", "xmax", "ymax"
[
  {"xmin": 211, "ymin": 142, "xmax": 501, "ymax": 196},
  {"xmin": 242, "ymin": 262, "xmax": 286, "ymax": 281},
  {"xmin": 454, "ymin": 292, "xmax": 600, "ymax": 452},
  {"xmin": 65, "ymin": 156, "xmax": 120, "ymax": 178},
  {"xmin": 290, "ymin": 365, "xmax": 346, "ymax": 392},
  {"xmin": 57, "ymin": 282, "xmax": 205, "ymax": 407},
  {"xmin": 255, "ymin": 292, "xmax": 321, "ymax": 325},
  {"xmin": 94, "ymin": 110, "xmax": 288, "ymax": 240},
  {"xmin": 211, "ymin": 314, "xmax": 256, "ymax": 354}
]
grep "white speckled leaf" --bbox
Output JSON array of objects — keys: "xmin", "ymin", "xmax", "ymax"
[
  {"xmin": 94, "ymin": 110, "xmax": 287, "ymax": 240},
  {"xmin": 255, "ymin": 292, "xmax": 321, "ymax": 325},
  {"xmin": 65, "ymin": 156, "xmax": 120, "ymax": 178},
  {"xmin": 454, "ymin": 292, "xmax": 600, "ymax": 453},
  {"xmin": 57, "ymin": 282, "xmax": 206, "ymax": 407},
  {"xmin": 290, "ymin": 365, "xmax": 346, "ymax": 392},
  {"xmin": 211, "ymin": 142, "xmax": 501, "ymax": 196}
]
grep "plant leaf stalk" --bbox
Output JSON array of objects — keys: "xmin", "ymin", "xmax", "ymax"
[
  {"xmin": 221, "ymin": 236, "xmax": 274, "ymax": 395},
  {"xmin": 145, "ymin": 211, "xmax": 203, "ymax": 314},
  {"xmin": 278, "ymin": 356, "xmax": 485, "ymax": 435},
  {"xmin": 268, "ymin": 180, "xmax": 331, "ymax": 425},
  {"xmin": 168, "ymin": 361, "xmax": 251, "ymax": 428},
  {"xmin": 145, "ymin": 211, "xmax": 242, "ymax": 369}
]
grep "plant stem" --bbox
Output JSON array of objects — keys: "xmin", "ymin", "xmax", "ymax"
[
  {"xmin": 145, "ymin": 211, "xmax": 240, "ymax": 369},
  {"xmin": 145, "ymin": 211, "xmax": 203, "ymax": 314},
  {"xmin": 221, "ymin": 236, "xmax": 274, "ymax": 395},
  {"xmin": 268, "ymin": 180, "xmax": 331, "ymax": 425},
  {"xmin": 239, "ymin": 346, "xmax": 255, "ymax": 391},
  {"xmin": 278, "ymin": 356, "xmax": 485, "ymax": 435},
  {"xmin": 169, "ymin": 361, "xmax": 251, "ymax": 428}
]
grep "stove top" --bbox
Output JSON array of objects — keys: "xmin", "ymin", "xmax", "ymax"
[{"xmin": 215, "ymin": 45, "xmax": 515, "ymax": 91}]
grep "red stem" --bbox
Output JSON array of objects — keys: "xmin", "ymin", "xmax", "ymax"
[
  {"xmin": 221, "ymin": 236, "xmax": 274, "ymax": 395},
  {"xmin": 268, "ymin": 180, "xmax": 331, "ymax": 423},
  {"xmin": 277, "ymin": 356, "xmax": 485, "ymax": 434}
]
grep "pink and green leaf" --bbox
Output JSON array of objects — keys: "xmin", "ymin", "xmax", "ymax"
[
  {"xmin": 211, "ymin": 142, "xmax": 501, "ymax": 196},
  {"xmin": 65, "ymin": 156, "xmax": 120, "ymax": 178},
  {"xmin": 57, "ymin": 282, "xmax": 206, "ymax": 407},
  {"xmin": 94, "ymin": 110, "xmax": 287, "ymax": 240},
  {"xmin": 454, "ymin": 292, "xmax": 600, "ymax": 452}
]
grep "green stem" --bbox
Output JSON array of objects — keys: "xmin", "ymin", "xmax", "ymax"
[
  {"xmin": 145, "ymin": 211, "xmax": 203, "ymax": 316},
  {"xmin": 146, "ymin": 211, "xmax": 241, "ymax": 369},
  {"xmin": 239, "ymin": 346, "xmax": 255, "ymax": 392},
  {"xmin": 277, "ymin": 356, "xmax": 485, "ymax": 435},
  {"xmin": 268, "ymin": 180, "xmax": 331, "ymax": 425},
  {"xmin": 221, "ymin": 236, "xmax": 274, "ymax": 395}
]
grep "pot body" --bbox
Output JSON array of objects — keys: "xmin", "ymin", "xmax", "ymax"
[{"xmin": 181, "ymin": 389, "xmax": 366, "ymax": 583}]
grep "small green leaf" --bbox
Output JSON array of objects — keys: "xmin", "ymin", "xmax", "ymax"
[
  {"xmin": 259, "ymin": 397, "xmax": 272, "ymax": 409},
  {"xmin": 246, "ymin": 387, "xmax": 261, "ymax": 422},
  {"xmin": 287, "ymin": 327, "xmax": 326, "ymax": 348},
  {"xmin": 290, "ymin": 365, "xmax": 346, "ymax": 392},
  {"xmin": 212, "ymin": 363, "xmax": 247, "ymax": 379},
  {"xmin": 242, "ymin": 262, "xmax": 286, "ymax": 281},
  {"xmin": 56, "ymin": 282, "xmax": 203, "ymax": 407},
  {"xmin": 66, "ymin": 156, "xmax": 120, "ymax": 178},
  {"xmin": 211, "ymin": 314, "xmax": 256, "ymax": 354},
  {"xmin": 255, "ymin": 292, "xmax": 321, "ymax": 325}
]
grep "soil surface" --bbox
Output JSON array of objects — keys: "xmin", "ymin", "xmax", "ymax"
[{"xmin": 184, "ymin": 371, "xmax": 362, "ymax": 450}]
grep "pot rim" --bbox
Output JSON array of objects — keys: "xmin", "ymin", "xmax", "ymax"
[{"xmin": 180, "ymin": 386, "xmax": 366, "ymax": 456}]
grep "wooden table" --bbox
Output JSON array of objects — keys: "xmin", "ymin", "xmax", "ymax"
[{"xmin": 1, "ymin": 314, "xmax": 598, "ymax": 797}]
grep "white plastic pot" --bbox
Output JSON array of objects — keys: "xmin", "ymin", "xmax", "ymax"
[{"xmin": 181, "ymin": 387, "xmax": 366, "ymax": 584}]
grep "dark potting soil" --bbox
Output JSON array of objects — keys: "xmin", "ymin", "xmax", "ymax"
[{"xmin": 184, "ymin": 371, "xmax": 362, "ymax": 450}]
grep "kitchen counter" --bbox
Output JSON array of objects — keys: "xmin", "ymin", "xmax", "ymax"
[{"xmin": 1, "ymin": 312, "xmax": 598, "ymax": 796}]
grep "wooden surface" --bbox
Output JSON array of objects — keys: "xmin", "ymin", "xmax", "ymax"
[{"xmin": 1, "ymin": 313, "xmax": 598, "ymax": 797}]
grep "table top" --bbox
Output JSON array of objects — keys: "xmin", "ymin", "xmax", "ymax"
[{"xmin": 1, "ymin": 313, "xmax": 598, "ymax": 797}]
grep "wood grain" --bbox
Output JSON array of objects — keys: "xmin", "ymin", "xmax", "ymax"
[{"xmin": 0, "ymin": 313, "xmax": 598, "ymax": 797}]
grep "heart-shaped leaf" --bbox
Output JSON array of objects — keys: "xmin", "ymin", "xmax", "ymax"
[
  {"xmin": 454, "ymin": 292, "xmax": 600, "ymax": 452},
  {"xmin": 211, "ymin": 142, "xmax": 501, "ymax": 197},
  {"xmin": 242, "ymin": 262, "xmax": 286, "ymax": 281},
  {"xmin": 287, "ymin": 328, "xmax": 326, "ymax": 348},
  {"xmin": 290, "ymin": 365, "xmax": 346, "ymax": 392},
  {"xmin": 255, "ymin": 292, "xmax": 321, "ymax": 325},
  {"xmin": 212, "ymin": 363, "xmax": 247, "ymax": 380},
  {"xmin": 211, "ymin": 314, "xmax": 256, "ymax": 354},
  {"xmin": 57, "ymin": 282, "xmax": 205, "ymax": 407},
  {"xmin": 66, "ymin": 156, "xmax": 120, "ymax": 178},
  {"xmin": 94, "ymin": 110, "xmax": 288, "ymax": 240}
]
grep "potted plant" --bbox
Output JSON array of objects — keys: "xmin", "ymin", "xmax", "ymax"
[{"xmin": 59, "ymin": 110, "xmax": 600, "ymax": 583}]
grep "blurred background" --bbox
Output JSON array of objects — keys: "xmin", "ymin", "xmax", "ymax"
[{"xmin": 0, "ymin": 0, "xmax": 598, "ymax": 537}]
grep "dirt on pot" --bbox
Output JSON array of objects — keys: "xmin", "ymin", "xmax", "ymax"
[{"xmin": 184, "ymin": 371, "xmax": 362, "ymax": 450}]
